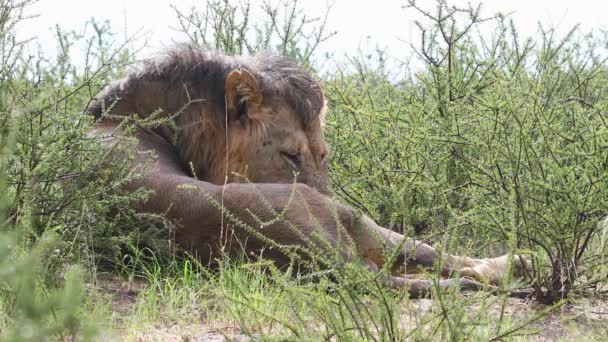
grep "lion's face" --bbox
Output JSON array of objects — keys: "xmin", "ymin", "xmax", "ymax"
[
  {"xmin": 211, "ymin": 69, "xmax": 331, "ymax": 194},
  {"xmin": 246, "ymin": 104, "xmax": 330, "ymax": 194}
]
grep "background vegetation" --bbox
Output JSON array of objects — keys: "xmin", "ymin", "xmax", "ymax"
[{"xmin": 0, "ymin": 0, "xmax": 606, "ymax": 340}]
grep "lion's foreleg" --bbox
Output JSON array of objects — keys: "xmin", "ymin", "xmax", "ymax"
[{"xmin": 356, "ymin": 216, "xmax": 522, "ymax": 286}]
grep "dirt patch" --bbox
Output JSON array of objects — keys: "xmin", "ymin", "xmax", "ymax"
[
  {"xmin": 398, "ymin": 295, "xmax": 608, "ymax": 341},
  {"xmin": 86, "ymin": 276, "xmax": 607, "ymax": 341},
  {"xmin": 86, "ymin": 273, "xmax": 147, "ymax": 317},
  {"xmin": 129, "ymin": 325, "xmax": 250, "ymax": 342}
]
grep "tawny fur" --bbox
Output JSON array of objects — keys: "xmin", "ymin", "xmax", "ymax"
[{"xmin": 89, "ymin": 45, "xmax": 326, "ymax": 186}]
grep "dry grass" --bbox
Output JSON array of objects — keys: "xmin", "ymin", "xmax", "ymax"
[{"xmin": 82, "ymin": 272, "xmax": 607, "ymax": 341}]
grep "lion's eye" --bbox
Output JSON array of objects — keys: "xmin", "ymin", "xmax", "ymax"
[{"xmin": 281, "ymin": 151, "xmax": 302, "ymax": 168}]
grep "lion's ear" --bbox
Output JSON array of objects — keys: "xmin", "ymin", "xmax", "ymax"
[{"xmin": 224, "ymin": 69, "xmax": 262, "ymax": 122}]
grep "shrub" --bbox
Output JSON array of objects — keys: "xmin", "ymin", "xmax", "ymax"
[
  {"xmin": 0, "ymin": 2, "xmax": 166, "ymax": 338},
  {"xmin": 325, "ymin": 0, "xmax": 608, "ymax": 302}
]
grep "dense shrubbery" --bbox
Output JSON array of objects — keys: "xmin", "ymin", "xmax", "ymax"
[
  {"xmin": 326, "ymin": 1, "xmax": 608, "ymax": 302},
  {"xmin": 0, "ymin": 1, "xmax": 168, "ymax": 338},
  {"xmin": 0, "ymin": 0, "xmax": 606, "ymax": 339}
]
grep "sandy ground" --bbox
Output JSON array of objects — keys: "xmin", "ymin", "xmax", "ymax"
[{"xmin": 88, "ymin": 275, "xmax": 607, "ymax": 341}]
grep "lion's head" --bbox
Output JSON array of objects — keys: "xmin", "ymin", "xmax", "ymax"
[
  {"xmin": 208, "ymin": 64, "xmax": 331, "ymax": 194},
  {"xmin": 89, "ymin": 46, "xmax": 332, "ymax": 194}
]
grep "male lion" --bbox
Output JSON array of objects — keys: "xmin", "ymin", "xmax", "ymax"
[{"xmin": 88, "ymin": 45, "xmax": 525, "ymax": 297}]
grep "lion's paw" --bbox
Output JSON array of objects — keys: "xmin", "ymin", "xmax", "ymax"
[{"xmin": 460, "ymin": 254, "xmax": 530, "ymax": 286}]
